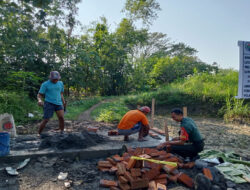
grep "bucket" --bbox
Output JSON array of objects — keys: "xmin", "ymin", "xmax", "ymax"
[{"xmin": 0, "ymin": 132, "xmax": 10, "ymax": 156}]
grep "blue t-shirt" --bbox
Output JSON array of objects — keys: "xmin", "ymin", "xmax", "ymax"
[{"xmin": 39, "ymin": 80, "xmax": 64, "ymax": 105}]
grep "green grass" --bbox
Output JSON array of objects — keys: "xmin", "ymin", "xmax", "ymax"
[
  {"xmin": 63, "ymin": 97, "xmax": 102, "ymax": 120},
  {"xmin": 91, "ymin": 101, "xmax": 129, "ymax": 123}
]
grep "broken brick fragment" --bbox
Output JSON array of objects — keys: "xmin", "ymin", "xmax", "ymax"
[
  {"xmin": 203, "ymin": 168, "xmax": 213, "ymax": 181},
  {"xmin": 165, "ymin": 157, "xmax": 179, "ymax": 163},
  {"xmin": 177, "ymin": 173, "xmax": 194, "ymax": 188},
  {"xmin": 127, "ymin": 158, "xmax": 136, "ymax": 169},
  {"xmin": 131, "ymin": 168, "xmax": 141, "ymax": 177},
  {"xmin": 87, "ymin": 127, "xmax": 98, "ymax": 133},
  {"xmin": 163, "ymin": 164, "xmax": 178, "ymax": 174},
  {"xmin": 117, "ymin": 163, "xmax": 127, "ymax": 176},
  {"xmin": 167, "ymin": 174, "xmax": 179, "ymax": 183},
  {"xmin": 157, "ymin": 183, "xmax": 167, "ymax": 190},
  {"xmin": 108, "ymin": 130, "xmax": 118, "ymax": 136},
  {"xmin": 98, "ymin": 161, "xmax": 113, "ymax": 168},
  {"xmin": 113, "ymin": 154, "xmax": 124, "ymax": 162},
  {"xmin": 130, "ymin": 178, "xmax": 149, "ymax": 189},
  {"xmin": 139, "ymin": 154, "xmax": 151, "ymax": 159},
  {"xmin": 119, "ymin": 176, "xmax": 128, "ymax": 184},
  {"xmin": 100, "ymin": 179, "xmax": 118, "ymax": 188}
]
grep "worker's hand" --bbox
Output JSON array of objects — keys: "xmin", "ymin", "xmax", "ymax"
[
  {"xmin": 38, "ymin": 100, "xmax": 44, "ymax": 107},
  {"xmin": 63, "ymin": 101, "xmax": 67, "ymax": 108}
]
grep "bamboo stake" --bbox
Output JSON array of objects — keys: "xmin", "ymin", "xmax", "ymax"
[
  {"xmin": 151, "ymin": 98, "xmax": 155, "ymax": 128},
  {"xmin": 183, "ymin": 106, "xmax": 187, "ymax": 117},
  {"xmin": 164, "ymin": 120, "xmax": 169, "ymax": 142}
]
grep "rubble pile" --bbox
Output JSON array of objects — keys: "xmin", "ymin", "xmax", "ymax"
[{"xmin": 97, "ymin": 147, "xmax": 218, "ymax": 190}]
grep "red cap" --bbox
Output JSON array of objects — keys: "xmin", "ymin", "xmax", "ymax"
[{"xmin": 139, "ymin": 106, "xmax": 151, "ymax": 113}]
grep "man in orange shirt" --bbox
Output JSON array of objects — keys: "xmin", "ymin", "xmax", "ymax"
[{"xmin": 117, "ymin": 106, "xmax": 151, "ymax": 141}]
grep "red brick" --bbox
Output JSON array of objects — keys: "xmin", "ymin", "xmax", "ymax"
[
  {"xmin": 149, "ymin": 132, "xmax": 159, "ymax": 138},
  {"xmin": 163, "ymin": 164, "xmax": 178, "ymax": 174},
  {"xmin": 183, "ymin": 162, "xmax": 195, "ymax": 169},
  {"xmin": 143, "ymin": 161, "xmax": 162, "ymax": 170},
  {"xmin": 119, "ymin": 176, "xmax": 128, "ymax": 184},
  {"xmin": 154, "ymin": 174, "xmax": 167, "ymax": 180},
  {"xmin": 100, "ymin": 179, "xmax": 118, "ymax": 188},
  {"xmin": 106, "ymin": 157, "xmax": 117, "ymax": 166},
  {"xmin": 165, "ymin": 157, "xmax": 179, "ymax": 163},
  {"xmin": 155, "ymin": 178, "xmax": 167, "ymax": 185},
  {"xmin": 109, "ymin": 166, "xmax": 118, "ymax": 174},
  {"xmin": 122, "ymin": 153, "xmax": 130, "ymax": 162},
  {"xmin": 143, "ymin": 148, "xmax": 155, "ymax": 155},
  {"xmin": 87, "ymin": 127, "xmax": 98, "ymax": 133},
  {"xmin": 177, "ymin": 173, "xmax": 194, "ymax": 188},
  {"xmin": 134, "ymin": 147, "xmax": 143, "ymax": 155},
  {"xmin": 98, "ymin": 161, "xmax": 113, "ymax": 168},
  {"xmin": 143, "ymin": 168, "xmax": 161, "ymax": 181},
  {"xmin": 113, "ymin": 154, "xmax": 124, "ymax": 162},
  {"xmin": 118, "ymin": 181, "xmax": 130, "ymax": 190},
  {"xmin": 98, "ymin": 167, "xmax": 110, "ymax": 172},
  {"xmin": 130, "ymin": 168, "xmax": 141, "ymax": 177},
  {"xmin": 167, "ymin": 174, "xmax": 179, "ymax": 183},
  {"xmin": 127, "ymin": 147, "xmax": 135, "ymax": 155},
  {"xmin": 117, "ymin": 163, "xmax": 127, "ymax": 176},
  {"xmin": 203, "ymin": 168, "xmax": 213, "ymax": 181},
  {"xmin": 124, "ymin": 171, "xmax": 134, "ymax": 182},
  {"xmin": 108, "ymin": 130, "xmax": 118, "ymax": 136},
  {"xmin": 156, "ymin": 183, "xmax": 167, "ymax": 190},
  {"xmin": 148, "ymin": 180, "xmax": 157, "ymax": 190},
  {"xmin": 127, "ymin": 158, "xmax": 136, "ymax": 169},
  {"xmin": 130, "ymin": 178, "xmax": 149, "ymax": 189}
]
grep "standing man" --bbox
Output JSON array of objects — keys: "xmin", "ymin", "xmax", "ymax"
[
  {"xmin": 118, "ymin": 106, "xmax": 151, "ymax": 141},
  {"xmin": 37, "ymin": 71, "xmax": 66, "ymax": 135},
  {"xmin": 157, "ymin": 108, "xmax": 204, "ymax": 159}
]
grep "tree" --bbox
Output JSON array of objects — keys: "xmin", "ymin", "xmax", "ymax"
[{"xmin": 123, "ymin": 0, "xmax": 161, "ymax": 26}]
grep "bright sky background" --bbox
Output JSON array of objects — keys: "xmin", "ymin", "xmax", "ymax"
[{"xmin": 77, "ymin": 0, "xmax": 250, "ymax": 70}]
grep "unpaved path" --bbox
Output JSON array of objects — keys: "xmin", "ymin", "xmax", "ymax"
[{"xmin": 77, "ymin": 99, "xmax": 113, "ymax": 121}]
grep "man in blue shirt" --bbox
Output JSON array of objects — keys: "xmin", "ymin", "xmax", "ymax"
[{"xmin": 37, "ymin": 71, "xmax": 66, "ymax": 135}]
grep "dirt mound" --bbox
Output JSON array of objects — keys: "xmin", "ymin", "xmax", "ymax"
[{"xmin": 39, "ymin": 130, "xmax": 107, "ymax": 150}]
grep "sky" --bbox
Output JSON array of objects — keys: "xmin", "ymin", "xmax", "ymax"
[{"xmin": 77, "ymin": 0, "xmax": 250, "ymax": 70}]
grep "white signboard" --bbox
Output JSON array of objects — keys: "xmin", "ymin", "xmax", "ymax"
[{"xmin": 236, "ymin": 41, "xmax": 250, "ymax": 99}]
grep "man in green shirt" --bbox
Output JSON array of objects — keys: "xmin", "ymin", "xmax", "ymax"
[{"xmin": 157, "ymin": 108, "xmax": 204, "ymax": 159}]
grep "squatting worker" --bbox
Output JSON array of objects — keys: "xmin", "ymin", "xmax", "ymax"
[
  {"xmin": 117, "ymin": 106, "xmax": 151, "ymax": 141},
  {"xmin": 37, "ymin": 71, "xmax": 66, "ymax": 135},
  {"xmin": 157, "ymin": 108, "xmax": 204, "ymax": 159}
]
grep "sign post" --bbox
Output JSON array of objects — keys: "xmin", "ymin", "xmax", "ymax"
[{"xmin": 237, "ymin": 41, "xmax": 250, "ymax": 99}]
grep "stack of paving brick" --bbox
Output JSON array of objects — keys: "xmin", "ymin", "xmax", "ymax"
[{"xmin": 98, "ymin": 147, "xmax": 196, "ymax": 189}]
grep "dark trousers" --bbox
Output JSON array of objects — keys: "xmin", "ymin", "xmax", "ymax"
[{"xmin": 170, "ymin": 140, "xmax": 205, "ymax": 158}]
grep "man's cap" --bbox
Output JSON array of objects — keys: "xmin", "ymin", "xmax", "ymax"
[
  {"xmin": 139, "ymin": 106, "xmax": 151, "ymax": 113},
  {"xmin": 49, "ymin": 71, "xmax": 61, "ymax": 80}
]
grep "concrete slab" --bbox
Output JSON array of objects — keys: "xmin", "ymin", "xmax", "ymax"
[{"xmin": 0, "ymin": 129, "xmax": 166, "ymax": 163}]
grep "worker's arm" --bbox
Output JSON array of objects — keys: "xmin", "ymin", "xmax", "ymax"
[{"xmin": 37, "ymin": 93, "xmax": 44, "ymax": 106}]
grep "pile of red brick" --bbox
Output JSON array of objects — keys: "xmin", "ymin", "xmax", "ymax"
[{"xmin": 98, "ymin": 147, "xmax": 199, "ymax": 189}]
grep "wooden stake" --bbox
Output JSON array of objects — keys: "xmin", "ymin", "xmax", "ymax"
[
  {"xmin": 150, "ymin": 98, "xmax": 155, "ymax": 128},
  {"xmin": 164, "ymin": 120, "xmax": 169, "ymax": 142},
  {"xmin": 183, "ymin": 106, "xmax": 187, "ymax": 117}
]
